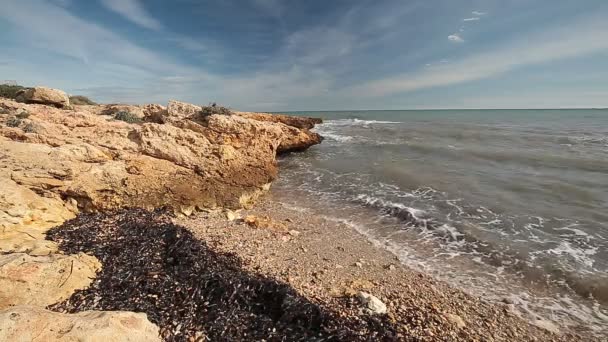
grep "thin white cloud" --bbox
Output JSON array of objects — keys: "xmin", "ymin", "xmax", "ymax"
[
  {"xmin": 472, "ymin": 11, "xmax": 487, "ymax": 16},
  {"xmin": 347, "ymin": 14, "xmax": 608, "ymax": 97},
  {"xmin": 0, "ymin": 0, "xmax": 203, "ymax": 77},
  {"xmin": 100, "ymin": 0, "xmax": 162, "ymax": 30},
  {"xmin": 463, "ymin": 17, "xmax": 480, "ymax": 22},
  {"xmin": 448, "ymin": 34, "xmax": 464, "ymax": 43}
]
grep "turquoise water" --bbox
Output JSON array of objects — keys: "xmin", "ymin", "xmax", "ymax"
[{"xmin": 273, "ymin": 109, "xmax": 608, "ymax": 336}]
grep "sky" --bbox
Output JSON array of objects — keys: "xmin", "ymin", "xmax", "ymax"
[{"xmin": 0, "ymin": 0, "xmax": 607, "ymax": 111}]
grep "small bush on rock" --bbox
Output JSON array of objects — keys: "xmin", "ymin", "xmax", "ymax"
[
  {"xmin": 23, "ymin": 122, "xmax": 37, "ymax": 133},
  {"xmin": 114, "ymin": 111, "xmax": 142, "ymax": 124},
  {"xmin": 200, "ymin": 103, "xmax": 232, "ymax": 117},
  {"xmin": 0, "ymin": 107, "xmax": 10, "ymax": 115},
  {"xmin": 6, "ymin": 117, "xmax": 22, "ymax": 127},
  {"xmin": 69, "ymin": 95, "xmax": 97, "ymax": 105},
  {"xmin": 16, "ymin": 110, "xmax": 30, "ymax": 119},
  {"xmin": 0, "ymin": 84, "xmax": 27, "ymax": 100}
]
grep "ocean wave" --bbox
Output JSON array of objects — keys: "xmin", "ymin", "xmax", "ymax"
[
  {"xmin": 318, "ymin": 131, "xmax": 353, "ymax": 143},
  {"xmin": 320, "ymin": 118, "xmax": 401, "ymax": 127}
]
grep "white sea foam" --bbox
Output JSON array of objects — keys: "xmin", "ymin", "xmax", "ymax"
[
  {"xmin": 319, "ymin": 131, "xmax": 353, "ymax": 142},
  {"xmin": 546, "ymin": 241, "xmax": 598, "ymax": 269},
  {"xmin": 319, "ymin": 118, "xmax": 401, "ymax": 128}
]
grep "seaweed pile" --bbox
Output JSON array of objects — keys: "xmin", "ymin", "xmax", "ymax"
[{"xmin": 46, "ymin": 209, "xmax": 399, "ymax": 341}]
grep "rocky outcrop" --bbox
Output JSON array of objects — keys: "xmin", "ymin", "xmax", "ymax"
[
  {"xmin": 236, "ymin": 111, "xmax": 322, "ymax": 129},
  {"xmin": 102, "ymin": 104, "xmax": 145, "ymax": 119},
  {"xmin": 0, "ymin": 306, "xmax": 160, "ymax": 341},
  {"xmin": 0, "ymin": 90, "xmax": 323, "ymax": 339},
  {"xmin": 0, "ymin": 253, "xmax": 100, "ymax": 309},
  {"xmin": 235, "ymin": 111, "xmax": 323, "ymax": 153},
  {"xmin": 16, "ymin": 87, "xmax": 70, "ymax": 108},
  {"xmin": 164, "ymin": 100, "xmax": 202, "ymax": 123}
]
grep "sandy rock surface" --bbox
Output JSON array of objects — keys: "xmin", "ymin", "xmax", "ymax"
[
  {"xmin": 0, "ymin": 252, "xmax": 100, "ymax": 309},
  {"xmin": 0, "ymin": 306, "xmax": 160, "ymax": 342},
  {"xmin": 0, "ymin": 91, "xmax": 323, "ymax": 340}
]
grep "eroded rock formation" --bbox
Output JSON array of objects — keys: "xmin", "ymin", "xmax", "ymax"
[{"xmin": 0, "ymin": 88, "xmax": 323, "ymax": 339}]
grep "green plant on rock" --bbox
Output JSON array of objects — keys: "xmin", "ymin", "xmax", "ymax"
[
  {"xmin": 16, "ymin": 110, "xmax": 30, "ymax": 119},
  {"xmin": 0, "ymin": 107, "xmax": 10, "ymax": 115},
  {"xmin": 114, "ymin": 111, "xmax": 142, "ymax": 123},
  {"xmin": 6, "ymin": 117, "xmax": 22, "ymax": 128},
  {"xmin": 23, "ymin": 122, "xmax": 37, "ymax": 133},
  {"xmin": 199, "ymin": 102, "xmax": 232, "ymax": 117},
  {"xmin": 0, "ymin": 84, "xmax": 27, "ymax": 100}
]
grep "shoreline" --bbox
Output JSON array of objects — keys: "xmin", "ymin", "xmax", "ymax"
[
  {"xmin": 42, "ymin": 198, "xmax": 584, "ymax": 341},
  {"xmin": 178, "ymin": 196, "xmax": 586, "ymax": 341},
  {"xmin": 0, "ymin": 90, "xmax": 601, "ymax": 340}
]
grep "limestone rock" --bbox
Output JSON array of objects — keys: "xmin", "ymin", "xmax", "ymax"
[
  {"xmin": 102, "ymin": 104, "xmax": 145, "ymax": 119},
  {"xmin": 236, "ymin": 111, "xmax": 322, "ymax": 130},
  {"xmin": 275, "ymin": 123, "xmax": 323, "ymax": 153},
  {"xmin": 235, "ymin": 111, "xmax": 323, "ymax": 152},
  {"xmin": 357, "ymin": 292, "xmax": 387, "ymax": 315},
  {"xmin": 0, "ymin": 177, "xmax": 74, "ymax": 234},
  {"xmin": 142, "ymin": 104, "xmax": 167, "ymax": 123},
  {"xmin": 0, "ymin": 229, "xmax": 58, "ymax": 256},
  {"xmin": 446, "ymin": 313, "xmax": 466, "ymax": 329},
  {"xmin": 0, "ymin": 96, "xmax": 322, "ymax": 213},
  {"xmin": 19, "ymin": 87, "xmax": 70, "ymax": 108},
  {"xmin": 0, "ymin": 253, "xmax": 100, "ymax": 309},
  {"xmin": 0, "ymin": 306, "xmax": 160, "ymax": 342},
  {"xmin": 164, "ymin": 100, "xmax": 202, "ymax": 123}
]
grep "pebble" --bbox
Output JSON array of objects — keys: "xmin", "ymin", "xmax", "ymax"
[
  {"xmin": 446, "ymin": 313, "xmax": 466, "ymax": 329},
  {"xmin": 225, "ymin": 210, "xmax": 238, "ymax": 221},
  {"xmin": 354, "ymin": 262, "xmax": 363, "ymax": 268},
  {"xmin": 357, "ymin": 292, "xmax": 388, "ymax": 315}
]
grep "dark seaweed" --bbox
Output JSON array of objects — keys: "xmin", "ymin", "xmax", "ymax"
[{"xmin": 46, "ymin": 209, "xmax": 401, "ymax": 341}]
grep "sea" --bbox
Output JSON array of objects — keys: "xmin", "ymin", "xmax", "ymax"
[{"xmin": 272, "ymin": 109, "xmax": 608, "ymax": 337}]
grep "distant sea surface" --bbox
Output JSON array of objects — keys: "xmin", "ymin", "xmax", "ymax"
[{"xmin": 272, "ymin": 109, "xmax": 608, "ymax": 336}]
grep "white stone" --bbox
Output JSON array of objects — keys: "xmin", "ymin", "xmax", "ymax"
[{"xmin": 357, "ymin": 292, "xmax": 387, "ymax": 315}]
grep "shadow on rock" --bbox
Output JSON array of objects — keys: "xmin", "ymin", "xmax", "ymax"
[{"xmin": 46, "ymin": 209, "xmax": 400, "ymax": 341}]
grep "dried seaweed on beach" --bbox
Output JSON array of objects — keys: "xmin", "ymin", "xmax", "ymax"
[{"xmin": 46, "ymin": 209, "xmax": 400, "ymax": 341}]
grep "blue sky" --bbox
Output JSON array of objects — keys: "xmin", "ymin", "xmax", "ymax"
[{"xmin": 1, "ymin": 0, "xmax": 607, "ymax": 111}]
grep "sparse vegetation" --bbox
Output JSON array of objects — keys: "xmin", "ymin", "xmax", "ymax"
[
  {"xmin": 16, "ymin": 110, "xmax": 30, "ymax": 119},
  {"xmin": 69, "ymin": 95, "xmax": 97, "ymax": 105},
  {"xmin": 23, "ymin": 122, "xmax": 37, "ymax": 133},
  {"xmin": 200, "ymin": 102, "xmax": 232, "ymax": 117},
  {"xmin": 0, "ymin": 84, "xmax": 27, "ymax": 100},
  {"xmin": 0, "ymin": 107, "xmax": 10, "ymax": 114},
  {"xmin": 6, "ymin": 117, "xmax": 22, "ymax": 128},
  {"xmin": 114, "ymin": 111, "xmax": 142, "ymax": 123}
]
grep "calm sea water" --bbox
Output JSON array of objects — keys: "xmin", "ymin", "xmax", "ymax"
[{"xmin": 272, "ymin": 109, "xmax": 608, "ymax": 336}]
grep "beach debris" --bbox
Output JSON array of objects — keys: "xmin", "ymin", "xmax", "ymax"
[
  {"xmin": 445, "ymin": 313, "xmax": 466, "ymax": 329},
  {"xmin": 46, "ymin": 209, "xmax": 400, "ymax": 341},
  {"xmin": 357, "ymin": 292, "xmax": 387, "ymax": 315}
]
